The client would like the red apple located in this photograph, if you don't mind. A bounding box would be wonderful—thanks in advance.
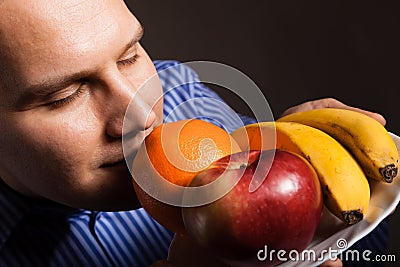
[182,149,323,264]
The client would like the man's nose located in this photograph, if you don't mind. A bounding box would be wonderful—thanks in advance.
[103,73,156,139]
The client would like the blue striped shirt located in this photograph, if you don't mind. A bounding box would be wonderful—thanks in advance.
[0,60,388,267]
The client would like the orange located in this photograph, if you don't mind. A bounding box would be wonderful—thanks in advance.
[132,119,241,233]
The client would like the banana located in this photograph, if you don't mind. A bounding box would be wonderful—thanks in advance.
[277,108,399,183]
[231,121,370,225]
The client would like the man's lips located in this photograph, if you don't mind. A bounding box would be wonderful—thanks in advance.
[100,150,137,169]
[99,125,157,169]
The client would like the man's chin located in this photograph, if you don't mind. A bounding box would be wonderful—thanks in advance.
[75,167,142,211]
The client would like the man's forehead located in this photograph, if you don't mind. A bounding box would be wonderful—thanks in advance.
[0,0,139,105]
[0,0,109,40]
[1,1,136,65]
[0,1,112,80]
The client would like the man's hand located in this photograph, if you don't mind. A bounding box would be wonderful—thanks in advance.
[166,234,230,267]
[280,98,386,126]
[318,258,343,267]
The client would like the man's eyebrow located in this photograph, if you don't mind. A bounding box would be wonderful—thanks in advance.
[14,71,89,109]
[122,25,144,54]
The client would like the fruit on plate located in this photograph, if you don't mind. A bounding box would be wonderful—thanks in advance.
[277,108,399,183]
[131,119,241,234]
[182,149,323,263]
[231,121,370,225]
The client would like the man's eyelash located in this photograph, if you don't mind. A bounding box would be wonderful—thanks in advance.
[48,84,86,109]
[46,55,138,109]
[118,54,139,66]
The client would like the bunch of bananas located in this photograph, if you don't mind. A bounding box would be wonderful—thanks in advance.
[231,108,399,225]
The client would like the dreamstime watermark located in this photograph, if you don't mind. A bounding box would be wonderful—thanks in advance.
[257,238,397,263]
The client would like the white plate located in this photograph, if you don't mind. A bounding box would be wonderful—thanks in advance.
[276,132,400,267]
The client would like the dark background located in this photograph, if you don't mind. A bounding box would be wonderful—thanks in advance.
[126,0,399,263]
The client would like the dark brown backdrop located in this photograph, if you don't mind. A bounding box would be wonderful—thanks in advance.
[126,0,399,262]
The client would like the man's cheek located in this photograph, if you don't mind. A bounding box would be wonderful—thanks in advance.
[50,110,100,151]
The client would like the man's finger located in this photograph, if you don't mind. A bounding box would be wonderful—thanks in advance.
[280,98,386,126]
[318,258,343,267]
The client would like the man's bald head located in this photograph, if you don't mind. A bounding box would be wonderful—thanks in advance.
[0,0,140,109]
